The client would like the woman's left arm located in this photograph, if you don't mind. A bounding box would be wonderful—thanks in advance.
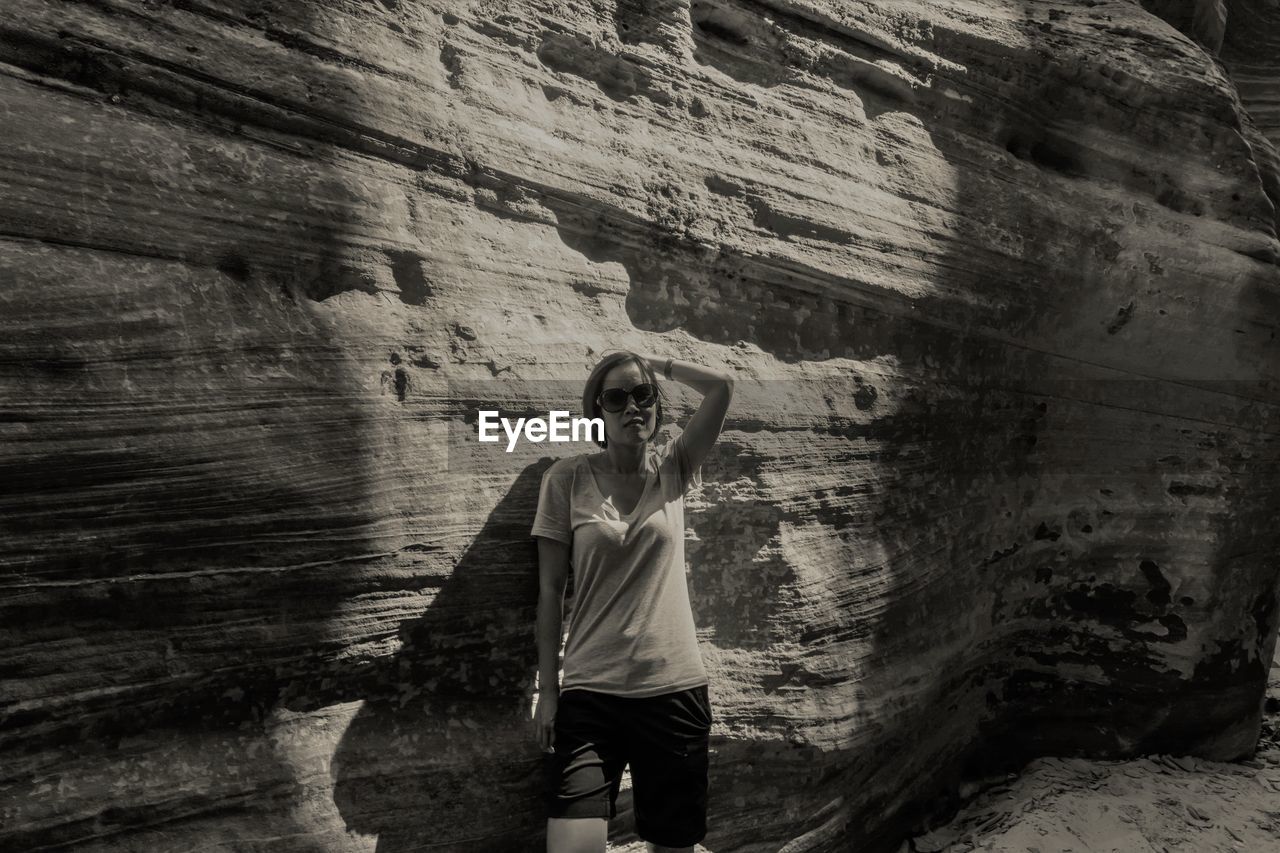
[646,356,734,472]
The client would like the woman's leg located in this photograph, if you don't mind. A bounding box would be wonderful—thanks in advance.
[547,816,607,852]
[628,686,711,851]
[545,692,626,852]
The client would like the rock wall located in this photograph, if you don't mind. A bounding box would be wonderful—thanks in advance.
[1,1,1278,851]
[1222,0,1280,229]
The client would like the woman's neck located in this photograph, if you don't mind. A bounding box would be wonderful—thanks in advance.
[599,443,646,474]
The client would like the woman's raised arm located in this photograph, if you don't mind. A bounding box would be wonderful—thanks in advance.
[646,356,734,474]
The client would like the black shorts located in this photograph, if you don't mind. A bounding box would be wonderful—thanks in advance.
[544,684,713,847]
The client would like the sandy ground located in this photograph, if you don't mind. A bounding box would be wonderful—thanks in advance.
[904,647,1280,853]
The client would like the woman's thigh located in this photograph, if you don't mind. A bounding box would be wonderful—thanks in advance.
[625,685,712,848]
[544,690,628,822]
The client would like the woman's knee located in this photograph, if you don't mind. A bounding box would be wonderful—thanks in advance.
[546,816,608,853]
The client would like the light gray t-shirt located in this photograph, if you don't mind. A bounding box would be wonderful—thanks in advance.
[531,434,707,697]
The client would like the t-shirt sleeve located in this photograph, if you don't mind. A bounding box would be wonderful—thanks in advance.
[670,432,703,495]
[531,462,573,544]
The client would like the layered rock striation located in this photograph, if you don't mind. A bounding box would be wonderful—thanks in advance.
[1,1,1278,851]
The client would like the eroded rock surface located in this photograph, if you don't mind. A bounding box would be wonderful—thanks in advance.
[1,1,1278,851]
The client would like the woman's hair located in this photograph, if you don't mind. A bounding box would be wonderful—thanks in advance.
[582,350,666,448]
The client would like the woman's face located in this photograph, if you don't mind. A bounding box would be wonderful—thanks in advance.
[598,361,656,448]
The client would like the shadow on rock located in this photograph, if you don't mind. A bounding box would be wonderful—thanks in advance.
[330,462,549,852]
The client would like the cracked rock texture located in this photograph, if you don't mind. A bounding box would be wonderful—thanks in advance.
[1,1,1279,851]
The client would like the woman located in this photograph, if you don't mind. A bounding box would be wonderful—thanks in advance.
[531,350,734,853]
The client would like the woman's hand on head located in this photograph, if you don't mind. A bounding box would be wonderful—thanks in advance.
[534,689,558,752]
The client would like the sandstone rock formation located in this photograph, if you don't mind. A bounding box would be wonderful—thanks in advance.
[1,1,1277,851]
[906,645,1280,852]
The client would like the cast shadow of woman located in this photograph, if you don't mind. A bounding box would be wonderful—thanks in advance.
[331,461,552,851]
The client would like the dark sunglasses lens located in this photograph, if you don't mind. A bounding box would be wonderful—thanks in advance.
[599,384,657,412]
[600,388,628,412]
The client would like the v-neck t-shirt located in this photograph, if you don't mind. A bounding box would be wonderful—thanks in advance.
[531,435,707,697]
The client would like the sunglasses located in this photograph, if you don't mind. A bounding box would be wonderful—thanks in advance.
[597,383,658,413]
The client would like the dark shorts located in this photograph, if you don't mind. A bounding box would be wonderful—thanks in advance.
[544,684,713,848]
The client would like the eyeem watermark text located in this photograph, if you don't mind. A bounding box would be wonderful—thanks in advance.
[477,410,604,452]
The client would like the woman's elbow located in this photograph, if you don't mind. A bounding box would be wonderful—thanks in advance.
[538,564,567,595]
[538,561,569,601]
